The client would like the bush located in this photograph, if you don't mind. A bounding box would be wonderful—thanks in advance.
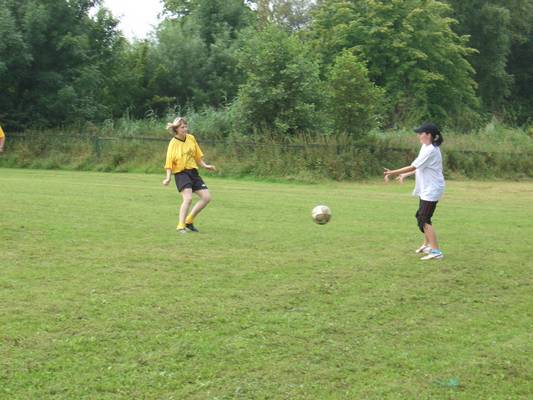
[325,51,384,137]
[232,26,322,136]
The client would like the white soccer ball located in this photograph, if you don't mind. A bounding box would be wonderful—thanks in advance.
[312,205,332,225]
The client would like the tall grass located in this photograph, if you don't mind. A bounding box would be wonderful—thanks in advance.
[1,117,531,180]
[378,121,533,154]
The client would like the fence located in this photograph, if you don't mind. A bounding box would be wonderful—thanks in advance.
[3,133,532,180]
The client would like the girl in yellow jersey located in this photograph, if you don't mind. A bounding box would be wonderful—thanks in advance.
[162,117,216,234]
[0,124,5,153]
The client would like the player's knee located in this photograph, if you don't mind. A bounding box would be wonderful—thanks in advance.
[182,193,193,204]
[416,217,427,233]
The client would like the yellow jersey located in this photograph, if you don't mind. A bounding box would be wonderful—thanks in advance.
[164,134,204,174]
[0,125,4,138]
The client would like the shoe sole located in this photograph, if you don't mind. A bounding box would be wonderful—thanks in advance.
[186,225,199,233]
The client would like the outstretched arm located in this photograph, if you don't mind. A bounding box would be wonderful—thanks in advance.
[199,158,216,172]
[396,169,416,183]
[383,165,416,182]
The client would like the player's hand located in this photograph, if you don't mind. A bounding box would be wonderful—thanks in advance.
[396,174,406,184]
[162,177,171,186]
[205,164,216,172]
[383,168,391,182]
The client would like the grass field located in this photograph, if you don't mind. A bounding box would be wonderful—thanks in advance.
[1,168,532,399]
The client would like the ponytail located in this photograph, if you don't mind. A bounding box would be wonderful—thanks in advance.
[432,132,443,146]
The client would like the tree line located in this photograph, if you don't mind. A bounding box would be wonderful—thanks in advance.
[1,0,532,136]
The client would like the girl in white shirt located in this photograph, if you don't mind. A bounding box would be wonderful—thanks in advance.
[384,123,445,260]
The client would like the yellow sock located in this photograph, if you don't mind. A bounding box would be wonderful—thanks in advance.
[177,222,186,230]
[185,214,194,224]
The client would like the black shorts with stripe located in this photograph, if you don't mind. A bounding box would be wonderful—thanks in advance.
[174,169,208,192]
[415,199,438,233]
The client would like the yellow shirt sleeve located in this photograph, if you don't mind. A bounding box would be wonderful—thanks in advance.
[0,125,5,139]
[164,140,174,170]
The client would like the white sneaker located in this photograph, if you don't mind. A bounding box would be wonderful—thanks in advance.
[420,251,444,261]
[415,244,431,254]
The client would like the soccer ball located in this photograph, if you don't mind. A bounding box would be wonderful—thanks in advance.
[312,205,332,225]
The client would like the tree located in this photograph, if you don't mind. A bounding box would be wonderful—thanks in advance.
[0,0,125,128]
[309,0,480,128]
[254,0,318,31]
[147,19,208,111]
[232,25,322,135]
[325,50,384,136]
[507,26,533,123]
[163,0,254,41]
[0,1,32,127]
[152,0,254,109]
[445,1,512,111]
[445,0,533,120]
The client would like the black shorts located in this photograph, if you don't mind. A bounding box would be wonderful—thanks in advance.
[174,169,208,192]
[415,199,438,233]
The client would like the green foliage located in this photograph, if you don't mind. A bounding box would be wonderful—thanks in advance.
[193,0,254,45]
[162,0,200,16]
[507,27,533,124]
[233,25,322,136]
[309,0,480,128]
[445,0,533,122]
[325,50,384,136]
[142,0,254,113]
[445,1,512,111]
[255,0,318,31]
[1,0,532,132]
[186,107,236,139]
[106,40,154,117]
[0,0,125,128]
[0,3,30,79]
[148,19,209,110]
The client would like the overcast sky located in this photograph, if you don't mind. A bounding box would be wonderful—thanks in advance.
[102,0,164,40]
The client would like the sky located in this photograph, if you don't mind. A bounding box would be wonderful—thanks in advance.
[101,0,164,40]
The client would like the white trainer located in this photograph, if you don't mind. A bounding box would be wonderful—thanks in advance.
[420,251,444,261]
[415,244,431,254]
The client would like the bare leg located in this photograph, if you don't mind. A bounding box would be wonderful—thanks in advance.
[179,188,193,227]
[423,230,430,246]
[188,189,212,221]
[423,224,439,250]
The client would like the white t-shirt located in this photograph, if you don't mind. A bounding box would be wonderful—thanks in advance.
[411,144,445,201]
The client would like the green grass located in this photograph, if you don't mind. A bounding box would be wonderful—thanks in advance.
[1,169,532,399]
